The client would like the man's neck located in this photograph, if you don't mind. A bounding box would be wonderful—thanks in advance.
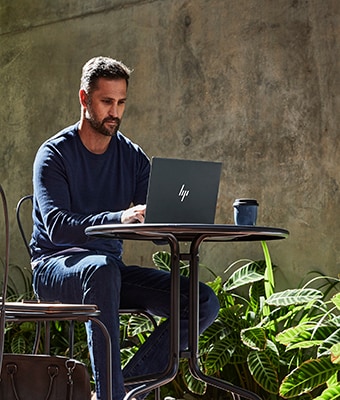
[78,119,112,154]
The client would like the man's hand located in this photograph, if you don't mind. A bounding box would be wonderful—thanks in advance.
[121,204,146,224]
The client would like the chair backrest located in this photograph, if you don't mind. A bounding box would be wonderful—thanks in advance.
[0,184,10,366]
[16,195,33,258]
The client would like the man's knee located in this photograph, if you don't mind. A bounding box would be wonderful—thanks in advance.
[82,256,122,303]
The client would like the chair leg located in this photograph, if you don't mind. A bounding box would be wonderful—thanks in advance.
[32,322,42,354]
[44,321,50,354]
[154,386,161,400]
[69,320,75,358]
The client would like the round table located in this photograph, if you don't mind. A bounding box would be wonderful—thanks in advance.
[86,223,289,400]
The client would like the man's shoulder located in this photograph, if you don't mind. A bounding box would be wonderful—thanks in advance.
[35,123,79,162]
[115,131,145,153]
[36,123,79,156]
[116,130,133,144]
[46,122,79,145]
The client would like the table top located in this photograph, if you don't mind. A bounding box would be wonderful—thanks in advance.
[85,223,289,242]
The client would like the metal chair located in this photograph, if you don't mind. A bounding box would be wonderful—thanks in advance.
[0,186,113,399]
[16,195,158,325]
[16,194,160,399]
[0,184,10,369]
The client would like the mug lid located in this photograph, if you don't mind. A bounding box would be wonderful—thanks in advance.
[233,198,259,206]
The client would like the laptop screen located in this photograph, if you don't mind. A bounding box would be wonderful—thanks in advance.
[144,157,222,224]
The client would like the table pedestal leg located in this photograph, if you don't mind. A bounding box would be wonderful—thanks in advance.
[187,237,262,400]
[124,233,181,400]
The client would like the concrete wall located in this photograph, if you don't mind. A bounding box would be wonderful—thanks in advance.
[0,0,339,290]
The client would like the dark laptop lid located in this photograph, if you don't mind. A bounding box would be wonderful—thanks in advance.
[144,157,222,224]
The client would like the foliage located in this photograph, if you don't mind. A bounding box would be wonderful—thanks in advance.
[3,248,340,400]
[1,261,34,301]
[152,248,340,400]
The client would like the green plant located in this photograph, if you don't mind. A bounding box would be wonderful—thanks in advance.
[152,248,340,400]
[4,249,340,400]
[275,290,340,398]
[1,260,34,301]
[120,312,161,368]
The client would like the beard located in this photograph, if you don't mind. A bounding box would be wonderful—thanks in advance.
[85,108,121,137]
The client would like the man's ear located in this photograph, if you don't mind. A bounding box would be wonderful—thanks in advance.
[79,89,88,108]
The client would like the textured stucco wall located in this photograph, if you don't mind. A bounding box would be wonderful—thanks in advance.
[0,0,339,290]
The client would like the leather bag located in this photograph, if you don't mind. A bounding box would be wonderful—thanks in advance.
[0,354,91,400]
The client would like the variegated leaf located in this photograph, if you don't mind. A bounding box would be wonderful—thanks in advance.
[331,293,340,310]
[224,261,264,291]
[276,323,316,345]
[319,328,340,357]
[248,349,279,394]
[241,327,267,350]
[314,384,340,399]
[266,288,323,307]
[280,357,340,398]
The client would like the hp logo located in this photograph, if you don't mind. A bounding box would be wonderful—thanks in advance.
[178,184,190,202]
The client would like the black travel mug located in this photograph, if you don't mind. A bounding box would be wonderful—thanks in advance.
[233,199,259,225]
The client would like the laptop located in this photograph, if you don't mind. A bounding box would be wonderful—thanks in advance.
[144,157,222,224]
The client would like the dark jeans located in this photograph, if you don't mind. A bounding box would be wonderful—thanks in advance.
[32,250,220,400]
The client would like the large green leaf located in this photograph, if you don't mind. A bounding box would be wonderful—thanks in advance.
[266,288,324,307]
[313,385,340,399]
[127,314,158,337]
[249,279,266,314]
[331,293,340,310]
[10,334,27,353]
[199,318,231,348]
[204,338,234,373]
[318,328,340,357]
[206,275,223,295]
[261,304,305,330]
[280,357,340,398]
[248,348,279,394]
[276,324,335,349]
[181,360,207,395]
[287,339,323,351]
[152,250,172,269]
[152,250,189,275]
[120,347,138,367]
[262,241,275,299]
[276,323,316,345]
[311,325,340,340]
[224,261,264,291]
[241,327,267,350]
[218,305,249,330]
[327,315,340,327]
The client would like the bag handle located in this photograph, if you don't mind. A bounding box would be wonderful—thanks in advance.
[7,364,20,400]
[46,366,59,400]
[6,360,77,400]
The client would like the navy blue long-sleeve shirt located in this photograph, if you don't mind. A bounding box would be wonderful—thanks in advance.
[31,122,150,262]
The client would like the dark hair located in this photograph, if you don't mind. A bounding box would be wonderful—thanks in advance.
[80,56,132,94]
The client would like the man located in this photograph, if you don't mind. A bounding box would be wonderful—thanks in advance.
[31,56,220,400]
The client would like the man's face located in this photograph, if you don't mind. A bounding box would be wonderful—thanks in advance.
[83,77,127,137]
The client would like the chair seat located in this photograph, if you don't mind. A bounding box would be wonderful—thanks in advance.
[4,301,100,321]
